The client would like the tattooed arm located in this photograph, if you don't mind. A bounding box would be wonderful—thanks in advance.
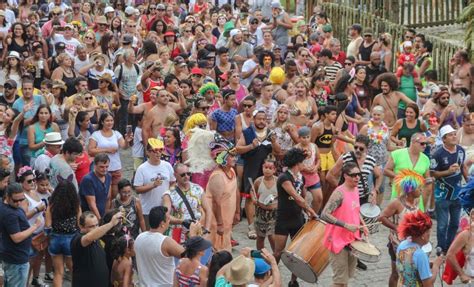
[321,189,359,232]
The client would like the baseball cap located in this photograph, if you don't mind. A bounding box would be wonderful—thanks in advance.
[271,1,282,9]
[122,34,133,44]
[157,3,165,10]
[173,56,186,66]
[322,24,332,33]
[230,29,241,38]
[197,60,208,69]
[4,79,17,89]
[191,67,203,75]
[440,125,456,138]
[104,6,114,14]
[124,6,135,15]
[55,42,66,50]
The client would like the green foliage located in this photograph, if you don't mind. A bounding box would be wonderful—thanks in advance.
[458,2,474,59]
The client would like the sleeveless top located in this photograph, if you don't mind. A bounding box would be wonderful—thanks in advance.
[398,119,422,147]
[61,68,77,97]
[257,176,278,205]
[175,263,201,287]
[464,242,474,277]
[52,214,78,234]
[323,184,361,253]
[359,41,376,62]
[289,99,312,117]
[300,143,320,187]
[25,192,45,233]
[459,131,474,161]
[32,123,55,158]
[112,197,140,238]
[240,113,250,130]
[143,78,163,103]
[389,197,419,246]
[272,13,289,47]
[315,126,333,149]
[345,95,358,117]
[8,38,29,58]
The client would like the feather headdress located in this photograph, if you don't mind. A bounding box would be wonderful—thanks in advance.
[185,128,216,173]
[394,169,425,196]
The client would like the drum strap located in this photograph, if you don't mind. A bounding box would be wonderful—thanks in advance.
[175,186,196,221]
[350,152,370,198]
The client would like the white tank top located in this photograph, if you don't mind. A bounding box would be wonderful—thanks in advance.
[135,231,175,286]
[25,192,45,232]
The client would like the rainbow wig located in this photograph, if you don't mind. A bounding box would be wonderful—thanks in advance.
[199,83,219,97]
[394,169,425,196]
[183,113,208,135]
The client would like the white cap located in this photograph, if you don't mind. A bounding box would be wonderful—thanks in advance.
[125,6,135,15]
[403,41,413,48]
[440,125,456,138]
[229,29,241,38]
[104,6,114,14]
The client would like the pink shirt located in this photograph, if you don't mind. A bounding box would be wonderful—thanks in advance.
[41,20,67,38]
[323,184,361,253]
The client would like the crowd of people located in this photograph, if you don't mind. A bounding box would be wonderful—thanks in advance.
[0,0,472,286]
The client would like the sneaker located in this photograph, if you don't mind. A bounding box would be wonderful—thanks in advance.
[44,272,54,282]
[31,277,45,287]
[356,259,367,271]
[288,280,299,287]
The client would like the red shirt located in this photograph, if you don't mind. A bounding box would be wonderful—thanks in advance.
[75,152,91,184]
[334,51,346,66]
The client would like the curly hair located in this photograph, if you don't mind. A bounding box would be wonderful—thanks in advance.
[397,210,432,240]
[50,181,80,221]
[377,72,399,91]
[110,234,133,260]
[283,148,306,168]
[199,82,219,97]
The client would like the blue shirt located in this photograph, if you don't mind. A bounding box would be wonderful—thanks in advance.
[12,95,46,145]
[0,202,31,264]
[430,145,466,201]
[79,172,112,217]
[396,239,432,286]
[211,108,238,133]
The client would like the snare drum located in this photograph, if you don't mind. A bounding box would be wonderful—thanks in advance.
[349,240,381,263]
[360,203,381,234]
[281,220,329,283]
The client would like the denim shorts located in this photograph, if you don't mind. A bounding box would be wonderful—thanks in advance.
[48,232,76,257]
[307,181,322,190]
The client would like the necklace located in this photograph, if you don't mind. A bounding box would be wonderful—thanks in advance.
[367,120,388,144]
[220,166,235,180]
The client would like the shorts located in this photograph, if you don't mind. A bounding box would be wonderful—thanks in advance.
[330,247,357,284]
[109,170,122,185]
[387,241,397,262]
[307,181,322,190]
[48,233,76,257]
[254,207,277,237]
[274,215,304,238]
[236,155,244,166]
[320,152,335,171]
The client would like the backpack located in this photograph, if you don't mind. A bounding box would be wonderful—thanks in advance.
[117,63,140,84]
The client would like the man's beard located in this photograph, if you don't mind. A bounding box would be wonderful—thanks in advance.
[233,39,241,45]
[382,89,390,95]
[440,101,449,107]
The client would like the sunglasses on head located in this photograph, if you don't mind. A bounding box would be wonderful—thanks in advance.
[180,172,192,177]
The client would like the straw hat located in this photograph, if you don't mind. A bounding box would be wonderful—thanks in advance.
[91,53,110,68]
[224,256,255,285]
[43,132,64,145]
[96,15,107,25]
[52,80,66,90]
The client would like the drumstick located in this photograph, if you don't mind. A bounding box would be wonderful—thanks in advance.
[248,178,258,202]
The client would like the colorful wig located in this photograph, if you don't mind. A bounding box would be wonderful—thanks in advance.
[209,133,235,166]
[394,169,425,196]
[183,113,208,135]
[269,67,285,85]
[199,83,219,97]
[397,210,432,240]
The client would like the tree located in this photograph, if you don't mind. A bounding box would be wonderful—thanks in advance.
[458,0,474,60]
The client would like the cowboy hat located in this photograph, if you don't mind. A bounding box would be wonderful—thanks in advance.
[52,80,67,90]
[224,256,255,285]
[96,15,107,25]
[91,53,110,68]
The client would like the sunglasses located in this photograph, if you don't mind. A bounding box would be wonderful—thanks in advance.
[180,172,192,177]
[346,172,361,178]
[99,80,109,83]
[12,197,26,203]
[345,62,352,65]
[354,145,365,151]
[417,141,427,146]
[149,7,156,9]
[243,104,253,108]
[27,179,36,184]
[52,12,61,16]
[185,30,191,33]
[5,86,15,90]
[157,8,165,11]
[85,36,94,40]
[128,25,136,28]
[84,97,92,100]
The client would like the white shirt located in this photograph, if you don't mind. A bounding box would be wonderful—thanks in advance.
[4,9,15,25]
[135,231,175,287]
[51,34,81,58]
[74,55,89,73]
[90,130,123,171]
[48,2,70,13]
[134,160,175,215]
[241,59,258,87]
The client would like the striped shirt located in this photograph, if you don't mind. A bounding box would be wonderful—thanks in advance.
[324,61,343,83]
[342,152,377,199]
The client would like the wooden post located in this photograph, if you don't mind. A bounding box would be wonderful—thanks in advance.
[390,0,400,24]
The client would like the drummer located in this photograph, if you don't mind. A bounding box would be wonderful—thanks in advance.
[273,148,317,287]
[379,169,425,287]
[321,162,369,287]
[395,211,443,286]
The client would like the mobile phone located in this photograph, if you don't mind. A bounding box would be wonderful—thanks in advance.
[126,125,132,134]
[250,250,263,258]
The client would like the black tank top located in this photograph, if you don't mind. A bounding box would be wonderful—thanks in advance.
[61,68,77,97]
[8,38,29,58]
[315,126,333,149]
[359,41,376,62]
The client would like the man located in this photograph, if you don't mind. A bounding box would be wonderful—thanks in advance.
[79,154,112,220]
[163,74,180,102]
[0,0,14,24]
[372,72,415,128]
[141,87,184,145]
[421,90,458,128]
[236,110,281,239]
[135,206,199,286]
[0,183,42,287]
[33,132,64,173]
[49,137,83,190]
[322,162,368,287]
[162,163,211,243]
[51,23,81,58]
[0,80,19,108]
[114,48,140,135]
[329,38,346,66]
[384,133,432,204]
[12,78,46,167]
[431,125,467,252]
[327,135,382,205]
[71,211,122,287]
[73,45,89,73]
[241,46,263,88]
[366,51,387,95]
[346,24,363,58]
[270,1,292,56]
[248,17,263,47]
[173,56,188,81]
[134,139,175,228]
[228,29,253,69]
[320,49,343,83]
[450,50,472,94]
[64,76,94,108]
[190,67,204,92]
[48,0,69,13]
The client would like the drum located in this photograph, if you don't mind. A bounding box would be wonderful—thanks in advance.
[281,220,329,283]
[350,240,381,263]
[360,203,381,234]
[422,242,432,256]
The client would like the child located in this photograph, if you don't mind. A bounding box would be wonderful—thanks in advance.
[295,126,322,213]
[40,79,53,106]
[110,235,135,287]
[112,179,146,239]
[174,237,211,287]
[132,114,144,171]
[252,156,278,251]
[256,81,279,124]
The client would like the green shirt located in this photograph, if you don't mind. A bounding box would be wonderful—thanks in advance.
[398,76,417,110]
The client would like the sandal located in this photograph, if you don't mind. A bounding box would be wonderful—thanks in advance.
[247,229,257,240]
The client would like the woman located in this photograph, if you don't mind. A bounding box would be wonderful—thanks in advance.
[110,16,122,38]
[50,80,68,139]
[379,169,424,287]
[235,96,256,140]
[0,51,23,89]
[260,31,274,51]
[161,127,183,166]
[224,70,249,105]
[17,166,47,287]
[82,30,97,54]
[140,39,159,64]
[416,40,433,79]
[158,46,174,76]
[257,50,275,77]
[213,47,237,88]
[295,47,316,77]
[207,251,233,287]
[395,211,443,286]
[27,105,60,164]
[0,11,10,56]
[353,66,371,110]
[391,103,427,148]
[309,73,330,107]
[284,77,318,127]
[203,23,217,45]
[333,92,356,157]
[0,107,24,170]
[45,181,81,287]
[163,31,185,59]
[212,14,226,39]
[50,53,78,97]
[457,113,474,162]
[88,112,132,198]
[19,0,34,23]
[4,22,29,59]
[77,90,99,126]
[180,24,195,53]
[334,73,367,135]
[174,237,211,287]
[377,33,393,71]
[91,73,120,112]
[150,19,167,42]
[82,2,94,19]
[68,110,95,148]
